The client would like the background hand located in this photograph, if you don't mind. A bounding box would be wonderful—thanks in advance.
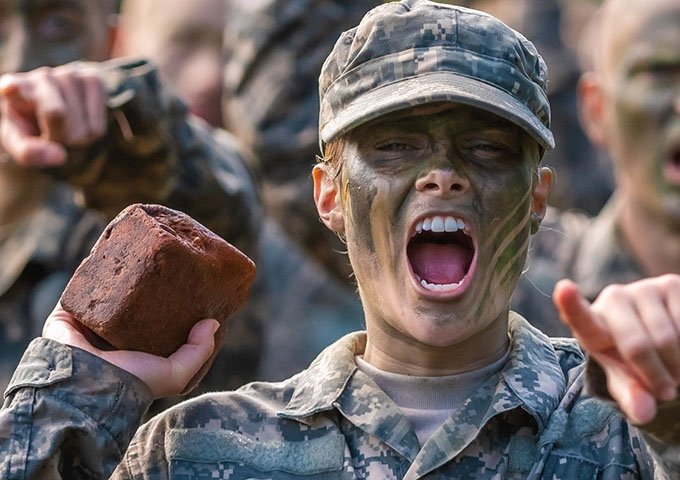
[0,65,107,167]
[42,303,219,399]
[554,276,680,424]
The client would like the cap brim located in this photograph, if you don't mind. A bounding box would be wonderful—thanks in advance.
[320,71,555,150]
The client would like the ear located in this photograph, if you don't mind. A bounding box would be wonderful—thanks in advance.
[530,167,553,234]
[312,164,345,236]
[578,71,608,147]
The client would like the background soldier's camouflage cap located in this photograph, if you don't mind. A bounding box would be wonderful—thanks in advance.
[318,0,555,151]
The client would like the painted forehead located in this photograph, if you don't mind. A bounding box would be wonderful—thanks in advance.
[354,102,524,134]
[601,0,680,58]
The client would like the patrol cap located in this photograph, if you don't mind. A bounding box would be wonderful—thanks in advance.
[319,0,554,151]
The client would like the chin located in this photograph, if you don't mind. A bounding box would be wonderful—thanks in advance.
[406,311,476,347]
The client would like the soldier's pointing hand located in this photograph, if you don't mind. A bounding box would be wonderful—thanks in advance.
[554,275,680,425]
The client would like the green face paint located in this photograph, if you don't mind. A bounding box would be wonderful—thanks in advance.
[0,0,113,75]
[337,103,539,351]
[600,2,680,227]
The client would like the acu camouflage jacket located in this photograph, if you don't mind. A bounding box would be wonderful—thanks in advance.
[1,314,678,479]
[0,57,263,407]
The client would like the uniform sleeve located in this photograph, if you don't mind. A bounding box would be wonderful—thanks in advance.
[52,58,262,259]
[585,358,680,479]
[0,338,152,480]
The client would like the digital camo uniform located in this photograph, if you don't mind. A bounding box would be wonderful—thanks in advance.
[0,58,264,406]
[2,1,679,478]
[57,58,260,257]
[511,195,640,337]
[0,184,104,392]
[222,0,381,284]
[1,314,679,478]
[222,0,378,380]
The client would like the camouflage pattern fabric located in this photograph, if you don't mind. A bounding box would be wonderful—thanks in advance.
[1,338,153,479]
[2,313,678,478]
[511,195,642,336]
[0,183,105,393]
[221,0,374,382]
[222,0,382,285]
[317,1,554,151]
[255,219,364,381]
[0,58,264,411]
[54,58,261,260]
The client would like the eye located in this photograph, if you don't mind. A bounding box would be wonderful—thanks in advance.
[376,141,416,152]
[459,136,523,166]
[463,141,512,157]
[35,9,82,42]
[467,142,505,152]
[630,60,680,81]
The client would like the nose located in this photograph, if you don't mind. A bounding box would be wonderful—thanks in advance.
[415,166,470,197]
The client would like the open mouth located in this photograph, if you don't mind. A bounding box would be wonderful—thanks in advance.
[664,147,680,185]
[407,215,476,294]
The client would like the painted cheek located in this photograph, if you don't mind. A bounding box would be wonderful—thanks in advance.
[612,81,670,187]
[345,162,379,256]
[470,174,533,318]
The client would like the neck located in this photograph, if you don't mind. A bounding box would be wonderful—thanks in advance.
[619,197,680,276]
[363,313,510,376]
[0,165,51,229]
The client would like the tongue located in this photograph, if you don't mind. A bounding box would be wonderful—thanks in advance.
[409,243,471,284]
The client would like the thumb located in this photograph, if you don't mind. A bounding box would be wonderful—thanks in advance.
[165,319,219,392]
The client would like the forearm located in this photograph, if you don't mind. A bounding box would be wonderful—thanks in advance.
[53,58,261,258]
[0,338,152,479]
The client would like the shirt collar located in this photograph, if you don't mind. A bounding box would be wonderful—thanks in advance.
[280,313,566,434]
[279,331,365,421]
[501,312,567,432]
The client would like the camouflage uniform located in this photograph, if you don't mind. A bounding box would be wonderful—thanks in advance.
[1,313,679,479]
[0,183,105,392]
[511,195,639,337]
[0,58,263,406]
[255,219,364,381]
[222,0,382,284]
[6,2,674,479]
[222,0,376,379]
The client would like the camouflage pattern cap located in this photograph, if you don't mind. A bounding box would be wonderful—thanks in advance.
[319,0,555,150]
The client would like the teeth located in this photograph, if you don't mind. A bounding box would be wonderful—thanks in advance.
[414,215,468,235]
[431,216,444,232]
[420,278,462,291]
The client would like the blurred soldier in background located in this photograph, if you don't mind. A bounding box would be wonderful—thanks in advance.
[221,0,385,379]
[0,0,263,405]
[114,0,225,128]
[0,0,118,390]
[512,0,680,335]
